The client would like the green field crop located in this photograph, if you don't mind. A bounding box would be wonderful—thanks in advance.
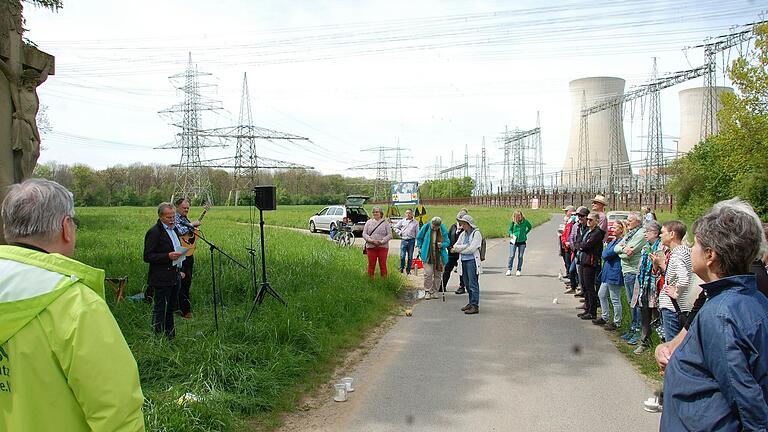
[74,207,402,431]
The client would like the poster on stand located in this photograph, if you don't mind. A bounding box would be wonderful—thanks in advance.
[391,182,419,204]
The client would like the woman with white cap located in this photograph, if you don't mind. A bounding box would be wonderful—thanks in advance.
[451,214,483,314]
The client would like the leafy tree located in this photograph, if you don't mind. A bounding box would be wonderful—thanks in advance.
[420,177,475,199]
[670,23,768,220]
[70,165,106,206]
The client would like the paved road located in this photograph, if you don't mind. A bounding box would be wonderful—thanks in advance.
[309,216,661,431]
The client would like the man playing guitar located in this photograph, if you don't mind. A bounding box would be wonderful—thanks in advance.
[174,198,208,319]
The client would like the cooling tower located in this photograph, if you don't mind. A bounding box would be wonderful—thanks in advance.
[563,77,630,186]
[678,86,734,154]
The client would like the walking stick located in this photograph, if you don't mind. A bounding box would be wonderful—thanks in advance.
[441,264,446,302]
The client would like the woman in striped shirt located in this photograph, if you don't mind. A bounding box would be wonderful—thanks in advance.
[651,220,692,342]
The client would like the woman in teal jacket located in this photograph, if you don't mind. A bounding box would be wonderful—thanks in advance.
[416,217,450,299]
[507,210,533,276]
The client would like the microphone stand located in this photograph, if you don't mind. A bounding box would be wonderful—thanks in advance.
[194,231,247,331]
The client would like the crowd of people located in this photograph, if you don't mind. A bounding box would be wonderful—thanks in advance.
[558,194,768,426]
[363,207,484,314]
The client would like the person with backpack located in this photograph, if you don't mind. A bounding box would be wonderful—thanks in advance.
[452,214,483,315]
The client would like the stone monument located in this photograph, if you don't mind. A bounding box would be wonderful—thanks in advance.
[0,0,55,243]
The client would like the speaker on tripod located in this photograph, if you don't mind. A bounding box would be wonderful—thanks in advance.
[253,185,276,211]
[246,185,286,321]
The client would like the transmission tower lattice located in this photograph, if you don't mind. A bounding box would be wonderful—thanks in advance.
[196,72,313,205]
[351,145,415,201]
[157,53,224,204]
[695,23,762,140]
[494,124,542,193]
[645,58,664,192]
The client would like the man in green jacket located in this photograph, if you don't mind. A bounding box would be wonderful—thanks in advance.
[615,211,646,343]
[0,179,145,431]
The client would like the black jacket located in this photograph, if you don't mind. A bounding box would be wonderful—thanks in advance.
[143,220,180,287]
[575,227,605,268]
[447,223,462,257]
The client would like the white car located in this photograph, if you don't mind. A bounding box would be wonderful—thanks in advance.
[309,195,369,234]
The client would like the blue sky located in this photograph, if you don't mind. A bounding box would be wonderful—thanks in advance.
[25,0,765,183]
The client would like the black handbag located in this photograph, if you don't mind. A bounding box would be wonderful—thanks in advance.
[363,219,387,255]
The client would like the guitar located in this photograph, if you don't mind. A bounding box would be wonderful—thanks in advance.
[179,203,210,256]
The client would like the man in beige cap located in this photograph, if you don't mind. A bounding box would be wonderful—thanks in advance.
[591,195,608,238]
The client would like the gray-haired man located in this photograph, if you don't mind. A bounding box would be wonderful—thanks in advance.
[0,179,144,431]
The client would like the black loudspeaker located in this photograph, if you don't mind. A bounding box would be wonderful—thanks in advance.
[253,185,277,210]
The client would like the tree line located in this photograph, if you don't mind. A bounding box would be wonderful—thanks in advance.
[31,162,397,207]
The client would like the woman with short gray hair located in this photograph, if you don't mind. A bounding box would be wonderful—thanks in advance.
[629,219,662,353]
[415,216,449,299]
[661,198,768,430]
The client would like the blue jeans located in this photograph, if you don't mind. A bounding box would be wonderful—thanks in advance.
[661,308,681,342]
[461,258,480,307]
[400,238,415,273]
[623,272,640,330]
[598,282,623,324]
[508,242,527,271]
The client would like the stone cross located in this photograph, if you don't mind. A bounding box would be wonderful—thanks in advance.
[1,2,55,243]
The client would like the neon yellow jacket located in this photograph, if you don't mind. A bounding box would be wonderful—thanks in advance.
[0,245,145,431]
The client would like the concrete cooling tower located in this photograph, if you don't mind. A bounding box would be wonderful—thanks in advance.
[678,86,734,154]
[563,77,630,186]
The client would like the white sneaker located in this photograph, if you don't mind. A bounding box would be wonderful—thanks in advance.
[558,272,563,281]
[643,396,662,413]
[425,292,433,300]
[515,270,521,277]
[505,270,512,276]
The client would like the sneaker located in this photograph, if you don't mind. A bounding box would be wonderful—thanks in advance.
[580,313,596,320]
[620,331,634,340]
[643,396,662,413]
[515,270,521,277]
[564,288,576,294]
[627,334,640,345]
[505,270,512,276]
[424,292,433,300]
[577,311,589,318]
[461,304,472,311]
[634,345,648,355]
[604,322,618,331]
[455,288,466,295]
[464,306,479,314]
[575,289,583,295]
[558,271,563,281]
[592,317,607,325]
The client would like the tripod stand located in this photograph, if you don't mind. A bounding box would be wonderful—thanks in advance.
[194,232,246,331]
[245,205,287,322]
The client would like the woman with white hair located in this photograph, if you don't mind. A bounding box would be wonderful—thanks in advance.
[629,219,662,353]
[660,198,768,430]
[415,216,450,300]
